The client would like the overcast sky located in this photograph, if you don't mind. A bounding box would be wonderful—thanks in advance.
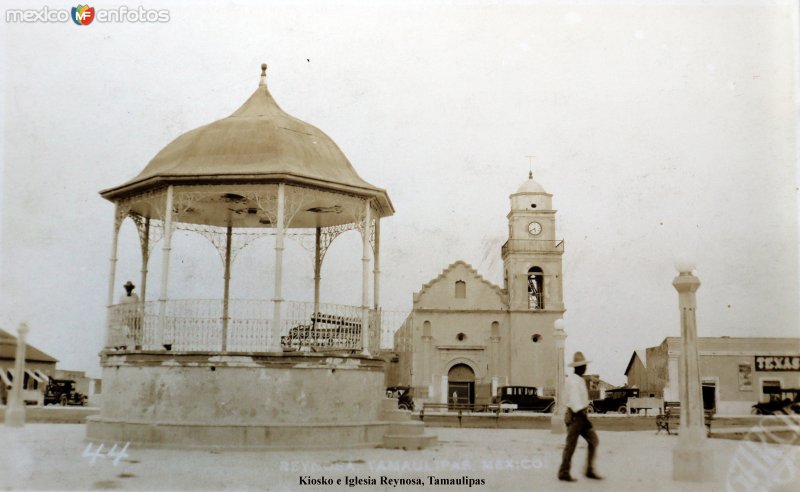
[1,0,798,383]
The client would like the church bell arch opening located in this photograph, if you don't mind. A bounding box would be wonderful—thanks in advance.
[527,266,544,310]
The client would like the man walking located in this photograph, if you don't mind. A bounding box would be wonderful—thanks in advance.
[558,351,602,482]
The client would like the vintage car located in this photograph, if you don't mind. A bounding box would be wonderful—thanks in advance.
[495,386,555,413]
[751,388,800,415]
[282,313,362,349]
[386,385,415,411]
[44,379,87,406]
[590,387,640,414]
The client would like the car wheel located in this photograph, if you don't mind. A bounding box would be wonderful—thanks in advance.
[585,405,594,414]
[500,400,512,413]
[630,408,638,415]
[751,407,760,415]
[60,395,67,406]
[398,403,411,411]
[618,405,627,414]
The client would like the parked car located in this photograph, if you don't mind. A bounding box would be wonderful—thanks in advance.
[44,379,87,406]
[751,388,800,415]
[386,386,414,411]
[590,387,640,414]
[495,386,555,413]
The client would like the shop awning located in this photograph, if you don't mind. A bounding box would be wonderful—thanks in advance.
[25,369,43,383]
[0,368,11,386]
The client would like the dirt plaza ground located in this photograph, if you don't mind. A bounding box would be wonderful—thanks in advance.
[1,422,799,491]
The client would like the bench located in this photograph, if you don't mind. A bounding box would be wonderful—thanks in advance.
[628,397,663,416]
[420,402,449,414]
[655,401,713,436]
[419,403,456,422]
[419,401,500,425]
[420,402,477,412]
[488,403,518,413]
[418,402,518,421]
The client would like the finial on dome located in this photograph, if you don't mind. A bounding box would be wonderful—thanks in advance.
[525,155,535,180]
[259,63,267,86]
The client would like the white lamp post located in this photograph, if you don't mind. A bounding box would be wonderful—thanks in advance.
[551,318,567,433]
[4,322,30,427]
[671,260,713,481]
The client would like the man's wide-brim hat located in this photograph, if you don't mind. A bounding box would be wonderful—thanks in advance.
[124,281,135,289]
[568,351,590,367]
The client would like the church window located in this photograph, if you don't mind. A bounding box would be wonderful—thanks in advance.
[527,267,544,310]
[456,332,466,341]
[455,280,466,299]
[491,321,499,338]
[422,321,431,337]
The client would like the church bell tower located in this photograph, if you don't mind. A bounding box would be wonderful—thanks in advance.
[502,172,565,313]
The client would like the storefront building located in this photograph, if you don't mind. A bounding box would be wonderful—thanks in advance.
[625,337,800,415]
[0,328,57,405]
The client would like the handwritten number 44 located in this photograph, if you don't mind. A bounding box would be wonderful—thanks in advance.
[82,442,130,466]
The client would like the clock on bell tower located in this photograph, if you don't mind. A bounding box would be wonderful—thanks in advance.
[502,172,565,312]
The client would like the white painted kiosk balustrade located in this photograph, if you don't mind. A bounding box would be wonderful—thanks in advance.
[87,65,435,450]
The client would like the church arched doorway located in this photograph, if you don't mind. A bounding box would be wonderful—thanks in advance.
[448,363,475,408]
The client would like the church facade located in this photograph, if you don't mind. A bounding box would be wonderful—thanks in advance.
[392,174,566,405]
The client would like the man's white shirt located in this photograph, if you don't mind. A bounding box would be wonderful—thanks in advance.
[564,372,589,413]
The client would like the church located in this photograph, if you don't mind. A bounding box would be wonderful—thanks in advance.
[392,173,566,406]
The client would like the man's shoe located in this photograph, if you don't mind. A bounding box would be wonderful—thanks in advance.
[558,475,577,482]
[585,471,603,480]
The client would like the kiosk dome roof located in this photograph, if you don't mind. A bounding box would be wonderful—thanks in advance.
[101,65,393,216]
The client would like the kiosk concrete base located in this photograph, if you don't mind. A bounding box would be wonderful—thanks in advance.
[86,417,391,449]
[86,351,414,449]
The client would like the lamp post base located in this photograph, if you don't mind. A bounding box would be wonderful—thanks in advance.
[672,441,714,482]
[550,411,565,434]
[4,406,26,427]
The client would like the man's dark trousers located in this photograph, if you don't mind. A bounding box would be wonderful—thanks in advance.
[559,409,599,478]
